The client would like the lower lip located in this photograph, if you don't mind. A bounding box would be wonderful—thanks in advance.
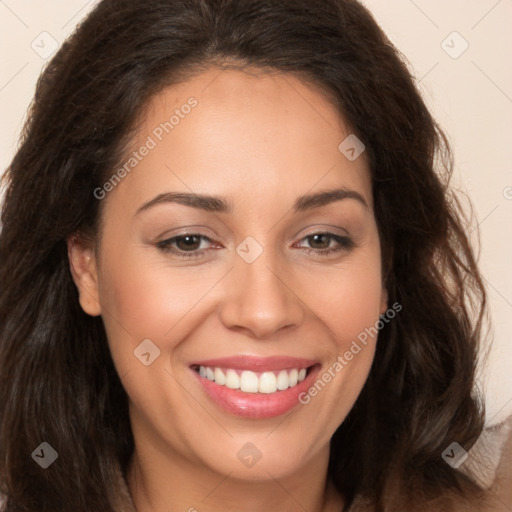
[191,365,321,419]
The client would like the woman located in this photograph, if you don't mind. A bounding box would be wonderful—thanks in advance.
[0,0,509,510]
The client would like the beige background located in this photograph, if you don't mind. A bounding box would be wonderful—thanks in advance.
[1,0,511,425]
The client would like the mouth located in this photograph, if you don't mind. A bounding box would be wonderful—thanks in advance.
[191,365,310,393]
[189,356,321,419]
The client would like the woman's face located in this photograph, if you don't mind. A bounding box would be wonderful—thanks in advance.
[72,67,387,480]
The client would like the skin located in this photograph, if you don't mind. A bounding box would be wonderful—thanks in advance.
[68,66,388,512]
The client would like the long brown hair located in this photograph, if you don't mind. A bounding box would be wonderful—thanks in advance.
[0,0,490,510]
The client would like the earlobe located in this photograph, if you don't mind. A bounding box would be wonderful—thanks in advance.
[67,233,102,317]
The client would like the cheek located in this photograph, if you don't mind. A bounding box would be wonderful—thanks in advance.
[100,262,202,333]
[307,246,384,349]
[96,240,231,379]
[98,240,222,334]
[296,258,382,437]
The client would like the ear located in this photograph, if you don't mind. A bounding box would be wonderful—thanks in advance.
[67,233,102,316]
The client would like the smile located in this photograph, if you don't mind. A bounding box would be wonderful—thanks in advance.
[194,366,308,394]
[189,356,321,419]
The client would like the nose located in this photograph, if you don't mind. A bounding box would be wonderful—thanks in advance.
[219,248,305,339]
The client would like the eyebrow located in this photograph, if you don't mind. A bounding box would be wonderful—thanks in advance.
[135,187,368,216]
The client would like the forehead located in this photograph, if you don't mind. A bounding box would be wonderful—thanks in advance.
[103,67,372,217]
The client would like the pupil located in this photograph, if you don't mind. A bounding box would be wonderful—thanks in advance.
[311,234,329,249]
[179,235,199,250]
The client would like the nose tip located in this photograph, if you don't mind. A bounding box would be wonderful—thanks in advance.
[218,256,304,339]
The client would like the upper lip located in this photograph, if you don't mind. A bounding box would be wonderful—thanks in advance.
[190,355,319,372]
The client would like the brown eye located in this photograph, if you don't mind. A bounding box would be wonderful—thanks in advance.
[307,233,332,250]
[296,232,355,257]
[173,235,202,251]
[157,234,214,259]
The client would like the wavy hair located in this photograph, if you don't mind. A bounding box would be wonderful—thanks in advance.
[0,0,490,510]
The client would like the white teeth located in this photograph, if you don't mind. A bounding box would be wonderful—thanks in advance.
[258,372,277,393]
[197,365,310,394]
[214,367,226,385]
[240,371,259,392]
[276,370,289,391]
[225,369,240,389]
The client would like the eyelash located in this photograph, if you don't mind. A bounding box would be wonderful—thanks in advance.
[156,232,355,260]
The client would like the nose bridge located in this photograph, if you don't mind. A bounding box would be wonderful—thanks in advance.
[219,239,304,338]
